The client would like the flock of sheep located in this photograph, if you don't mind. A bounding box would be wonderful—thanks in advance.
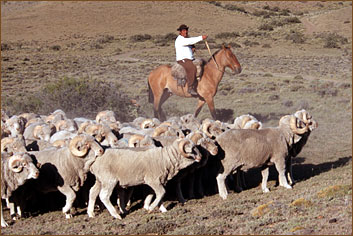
[1,108,318,227]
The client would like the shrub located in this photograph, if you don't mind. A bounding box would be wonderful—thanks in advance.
[2,77,140,121]
[224,4,247,13]
[323,33,348,48]
[286,31,306,44]
[130,34,152,42]
[215,32,240,39]
[153,33,178,46]
[258,23,274,31]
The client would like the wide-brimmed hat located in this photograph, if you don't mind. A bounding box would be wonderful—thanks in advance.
[177,24,189,31]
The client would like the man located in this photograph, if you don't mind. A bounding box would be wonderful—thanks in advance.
[175,24,208,96]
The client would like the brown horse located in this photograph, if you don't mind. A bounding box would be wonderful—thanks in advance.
[148,45,241,121]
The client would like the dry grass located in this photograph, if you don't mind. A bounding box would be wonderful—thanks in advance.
[1,1,352,235]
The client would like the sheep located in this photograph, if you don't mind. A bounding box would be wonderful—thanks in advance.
[87,138,202,219]
[23,122,56,142]
[2,115,26,138]
[27,133,104,218]
[49,130,77,144]
[231,114,263,130]
[1,136,27,154]
[54,119,78,132]
[286,109,318,185]
[1,152,40,227]
[171,131,218,203]
[214,114,311,199]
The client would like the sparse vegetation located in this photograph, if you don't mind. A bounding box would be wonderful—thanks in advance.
[1,1,351,235]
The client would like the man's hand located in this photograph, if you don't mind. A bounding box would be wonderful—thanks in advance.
[202,35,208,40]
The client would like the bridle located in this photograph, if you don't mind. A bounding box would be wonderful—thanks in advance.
[204,41,241,75]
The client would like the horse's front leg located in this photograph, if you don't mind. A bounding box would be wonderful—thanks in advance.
[194,98,206,118]
[205,97,217,120]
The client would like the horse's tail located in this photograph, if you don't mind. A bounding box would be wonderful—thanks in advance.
[148,80,153,103]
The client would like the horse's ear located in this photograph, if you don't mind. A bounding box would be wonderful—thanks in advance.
[222,44,226,49]
[228,44,232,49]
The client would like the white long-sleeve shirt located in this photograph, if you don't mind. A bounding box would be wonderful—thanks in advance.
[175,35,203,61]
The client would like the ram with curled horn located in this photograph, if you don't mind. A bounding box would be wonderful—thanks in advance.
[27,133,104,219]
[87,137,201,219]
[213,113,315,200]
[1,152,39,227]
[170,131,218,203]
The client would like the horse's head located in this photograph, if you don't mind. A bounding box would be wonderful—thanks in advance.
[221,45,242,74]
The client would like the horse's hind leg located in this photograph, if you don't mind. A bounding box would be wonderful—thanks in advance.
[155,90,171,121]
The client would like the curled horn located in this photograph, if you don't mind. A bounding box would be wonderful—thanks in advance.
[52,139,68,148]
[240,116,252,129]
[95,111,105,123]
[178,139,192,158]
[152,125,169,137]
[160,121,172,126]
[55,120,67,131]
[9,154,23,173]
[202,121,213,138]
[128,134,145,147]
[140,119,154,129]
[1,137,14,152]
[250,122,261,130]
[189,132,204,145]
[33,125,42,139]
[69,135,89,157]
[289,116,309,135]
[86,124,103,142]
[78,121,91,133]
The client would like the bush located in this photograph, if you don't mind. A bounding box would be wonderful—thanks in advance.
[286,31,305,44]
[130,34,152,42]
[215,32,240,39]
[224,4,247,13]
[322,33,348,48]
[2,77,140,121]
[153,33,178,46]
[258,23,274,31]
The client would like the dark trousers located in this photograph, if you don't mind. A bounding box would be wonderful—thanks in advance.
[177,59,197,89]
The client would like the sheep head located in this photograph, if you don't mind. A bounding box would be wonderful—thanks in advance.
[178,139,201,162]
[294,109,318,132]
[69,134,103,158]
[8,153,40,180]
[280,115,309,135]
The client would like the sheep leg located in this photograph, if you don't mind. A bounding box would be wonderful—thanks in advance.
[188,173,196,199]
[234,171,243,192]
[87,180,101,218]
[143,194,154,210]
[195,171,204,197]
[117,187,132,214]
[147,183,166,212]
[57,185,76,219]
[286,156,295,185]
[275,159,292,189]
[261,167,270,193]
[1,205,8,227]
[216,173,228,200]
[99,182,122,219]
[176,180,186,204]
[8,202,16,220]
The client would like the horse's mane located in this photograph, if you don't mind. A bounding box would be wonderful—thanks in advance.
[207,46,228,63]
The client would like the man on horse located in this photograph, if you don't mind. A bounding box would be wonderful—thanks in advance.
[175,24,208,96]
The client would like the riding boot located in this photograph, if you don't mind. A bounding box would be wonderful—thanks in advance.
[188,86,198,96]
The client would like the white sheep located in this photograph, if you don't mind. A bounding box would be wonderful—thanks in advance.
[87,138,201,219]
[214,114,311,199]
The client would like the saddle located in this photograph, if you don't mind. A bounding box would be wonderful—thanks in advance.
[171,58,205,87]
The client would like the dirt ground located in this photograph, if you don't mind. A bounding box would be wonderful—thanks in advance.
[1,1,352,235]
